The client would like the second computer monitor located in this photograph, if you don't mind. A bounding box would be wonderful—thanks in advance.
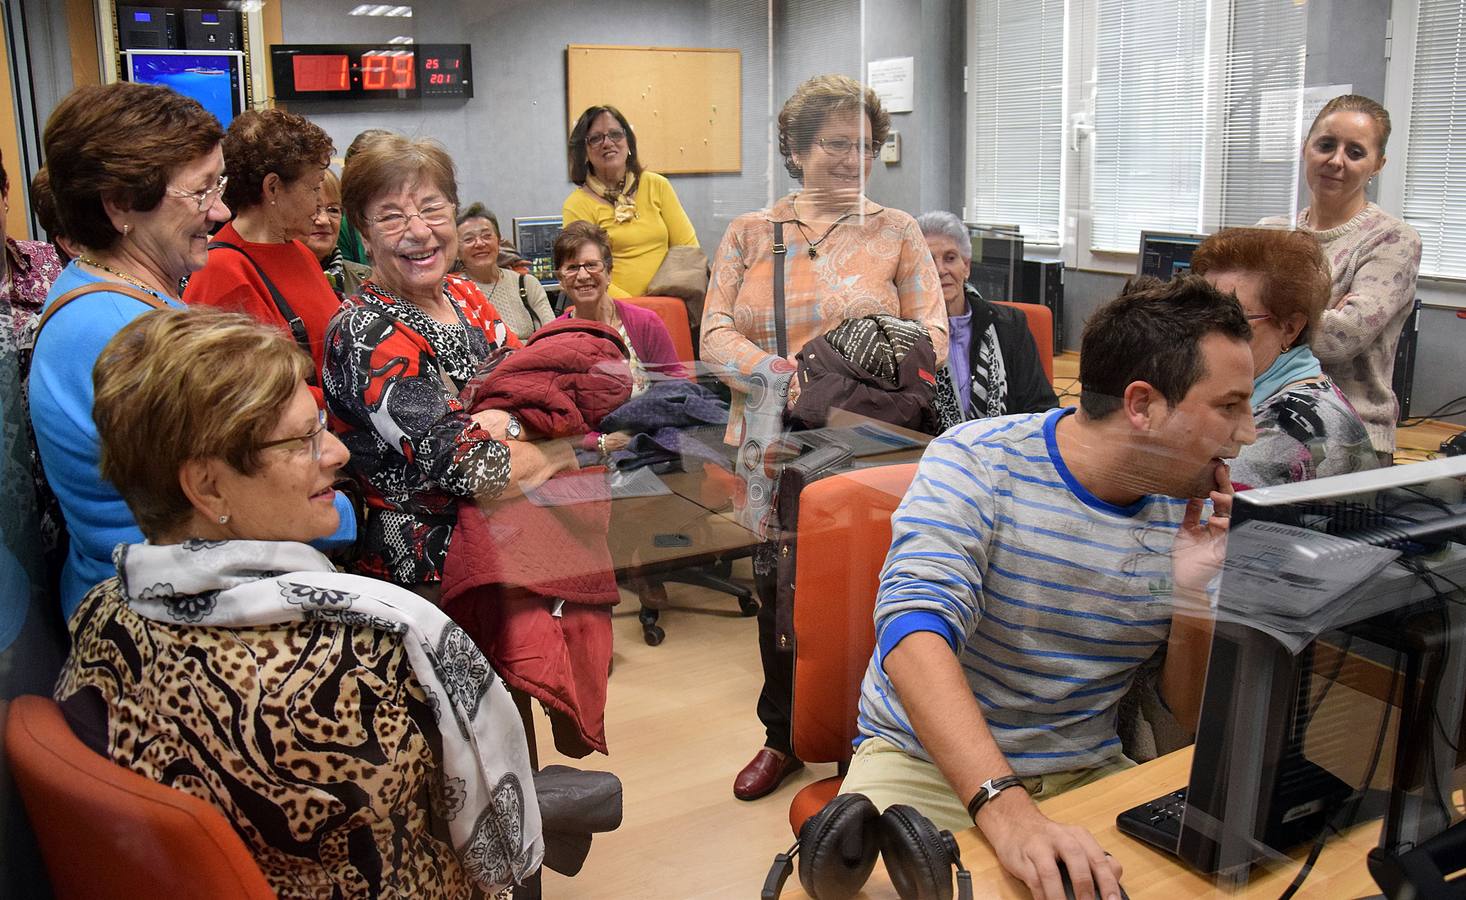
[1138,230,1208,281]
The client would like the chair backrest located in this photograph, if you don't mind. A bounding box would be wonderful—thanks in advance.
[790,463,919,766]
[622,295,696,369]
[992,300,1054,383]
[4,694,277,900]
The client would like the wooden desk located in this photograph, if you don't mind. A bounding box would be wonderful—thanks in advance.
[786,747,1382,899]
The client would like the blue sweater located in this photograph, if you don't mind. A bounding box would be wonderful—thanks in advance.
[29,263,355,618]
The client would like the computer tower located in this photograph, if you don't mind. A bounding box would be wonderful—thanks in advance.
[182,9,241,51]
[967,226,1023,303]
[118,6,179,50]
[1018,258,1065,354]
[1393,297,1421,424]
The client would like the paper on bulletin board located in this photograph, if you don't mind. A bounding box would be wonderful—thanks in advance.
[867,57,914,114]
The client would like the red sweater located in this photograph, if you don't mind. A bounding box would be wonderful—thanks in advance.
[184,222,343,402]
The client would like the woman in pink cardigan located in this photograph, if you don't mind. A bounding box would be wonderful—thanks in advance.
[554,220,687,457]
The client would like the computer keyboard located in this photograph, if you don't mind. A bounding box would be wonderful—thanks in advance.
[1115,786,1187,854]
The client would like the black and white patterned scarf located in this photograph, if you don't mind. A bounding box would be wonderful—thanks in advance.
[116,539,543,893]
[933,320,1008,432]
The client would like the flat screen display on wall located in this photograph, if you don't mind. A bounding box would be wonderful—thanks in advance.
[270,44,473,102]
[123,49,247,128]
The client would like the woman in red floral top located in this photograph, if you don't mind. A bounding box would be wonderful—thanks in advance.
[323,136,578,592]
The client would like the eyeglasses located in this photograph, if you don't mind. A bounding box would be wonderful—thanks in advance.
[166,174,228,212]
[256,409,328,462]
[1245,313,1273,323]
[815,137,882,159]
[460,229,498,246]
[558,260,606,278]
[370,203,456,237]
[586,129,627,147]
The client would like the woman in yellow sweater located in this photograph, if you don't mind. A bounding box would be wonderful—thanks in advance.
[562,105,698,298]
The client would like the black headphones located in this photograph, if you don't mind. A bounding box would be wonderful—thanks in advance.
[761,793,974,900]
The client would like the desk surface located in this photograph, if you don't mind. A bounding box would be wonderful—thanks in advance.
[785,747,1382,899]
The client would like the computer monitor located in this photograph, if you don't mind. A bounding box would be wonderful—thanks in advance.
[1138,230,1208,281]
[967,224,1023,302]
[123,49,246,129]
[1125,458,1466,879]
[512,215,564,287]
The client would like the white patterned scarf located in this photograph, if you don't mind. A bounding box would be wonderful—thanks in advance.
[116,538,543,893]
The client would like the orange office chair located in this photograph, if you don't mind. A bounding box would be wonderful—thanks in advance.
[5,694,277,900]
[992,300,1055,383]
[620,296,756,645]
[787,463,919,833]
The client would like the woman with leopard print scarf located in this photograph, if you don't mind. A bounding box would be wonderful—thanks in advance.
[54,307,541,898]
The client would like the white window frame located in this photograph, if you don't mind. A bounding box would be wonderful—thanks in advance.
[1379,0,1466,309]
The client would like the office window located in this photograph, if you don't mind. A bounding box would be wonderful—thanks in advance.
[967,0,1064,243]
[1088,0,1207,253]
[1209,0,1308,229]
[1401,0,1466,280]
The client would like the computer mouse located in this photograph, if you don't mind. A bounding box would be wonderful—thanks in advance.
[1055,859,1130,900]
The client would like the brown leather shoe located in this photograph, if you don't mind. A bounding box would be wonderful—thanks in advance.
[733,748,804,801]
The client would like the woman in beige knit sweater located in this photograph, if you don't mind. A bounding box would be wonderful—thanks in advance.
[1261,94,1421,462]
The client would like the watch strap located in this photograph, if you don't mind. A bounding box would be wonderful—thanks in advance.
[966,774,1025,822]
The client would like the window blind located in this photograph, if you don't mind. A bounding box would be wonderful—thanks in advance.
[1210,0,1306,230]
[969,0,1064,244]
[1090,0,1207,253]
[1402,0,1466,279]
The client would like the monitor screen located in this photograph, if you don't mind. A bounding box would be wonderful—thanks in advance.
[513,216,565,287]
[967,225,1023,302]
[1138,230,1207,280]
[1174,457,1466,877]
[123,50,246,129]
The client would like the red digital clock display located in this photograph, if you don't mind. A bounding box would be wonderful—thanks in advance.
[271,44,472,101]
[291,54,350,92]
[361,52,416,91]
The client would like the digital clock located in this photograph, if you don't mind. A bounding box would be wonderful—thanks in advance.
[270,44,473,102]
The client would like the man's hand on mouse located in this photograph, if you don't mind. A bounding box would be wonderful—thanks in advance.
[977,788,1124,900]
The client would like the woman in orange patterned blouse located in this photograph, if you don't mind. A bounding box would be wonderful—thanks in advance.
[701,73,945,803]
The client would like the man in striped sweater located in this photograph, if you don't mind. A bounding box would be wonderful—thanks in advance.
[842,276,1257,900]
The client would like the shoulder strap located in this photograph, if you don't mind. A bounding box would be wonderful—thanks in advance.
[519,273,541,330]
[35,281,168,336]
[772,221,788,359]
[207,241,313,354]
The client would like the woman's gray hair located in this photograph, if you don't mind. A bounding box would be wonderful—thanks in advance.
[915,211,971,261]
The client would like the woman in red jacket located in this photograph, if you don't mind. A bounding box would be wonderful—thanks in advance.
[183,108,341,400]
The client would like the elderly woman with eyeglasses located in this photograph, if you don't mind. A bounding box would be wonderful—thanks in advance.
[303,169,371,299]
[457,202,554,340]
[561,105,698,298]
[29,82,232,617]
[57,306,541,897]
[701,73,945,804]
[323,134,578,595]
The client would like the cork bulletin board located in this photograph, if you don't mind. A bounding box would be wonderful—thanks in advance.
[566,44,742,175]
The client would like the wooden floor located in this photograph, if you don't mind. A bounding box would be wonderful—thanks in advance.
[529,352,1463,898]
[535,573,822,899]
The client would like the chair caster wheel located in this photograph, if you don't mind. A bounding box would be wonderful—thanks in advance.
[643,625,666,646]
[738,596,759,617]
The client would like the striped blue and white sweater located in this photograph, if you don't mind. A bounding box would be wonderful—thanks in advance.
[856,407,1190,776]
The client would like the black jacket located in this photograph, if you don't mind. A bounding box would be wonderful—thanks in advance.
[935,291,1058,429]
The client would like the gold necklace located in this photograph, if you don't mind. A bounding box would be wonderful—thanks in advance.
[792,196,859,259]
[78,255,170,299]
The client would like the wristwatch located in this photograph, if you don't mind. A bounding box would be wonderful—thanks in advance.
[966,775,1026,822]
[504,414,523,441]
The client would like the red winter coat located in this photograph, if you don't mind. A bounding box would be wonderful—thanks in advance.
[441,318,633,757]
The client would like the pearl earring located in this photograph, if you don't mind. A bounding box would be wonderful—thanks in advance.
[218,514,230,524]
[122,223,132,236]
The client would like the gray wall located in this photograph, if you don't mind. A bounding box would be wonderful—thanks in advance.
[282,0,962,256]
